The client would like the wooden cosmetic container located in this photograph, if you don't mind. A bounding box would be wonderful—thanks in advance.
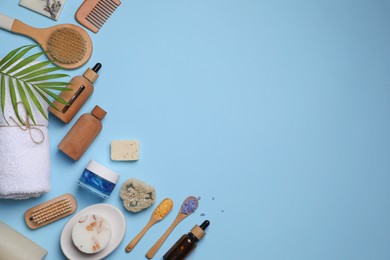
[49,63,102,124]
[58,105,106,161]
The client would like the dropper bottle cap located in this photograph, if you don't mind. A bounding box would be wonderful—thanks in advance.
[83,63,102,83]
[190,220,210,241]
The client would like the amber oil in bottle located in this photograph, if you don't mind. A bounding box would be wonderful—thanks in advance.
[163,220,210,260]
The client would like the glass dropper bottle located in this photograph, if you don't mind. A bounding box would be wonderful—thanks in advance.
[163,220,210,260]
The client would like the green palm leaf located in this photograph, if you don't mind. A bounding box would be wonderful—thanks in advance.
[39,86,73,91]
[27,74,69,83]
[35,81,71,86]
[8,77,23,124]
[14,61,54,78]
[1,74,7,124]
[31,84,59,112]
[6,51,47,75]
[0,45,33,69]
[0,45,70,125]
[23,82,48,121]
[38,87,68,105]
[1,45,37,73]
[16,79,36,124]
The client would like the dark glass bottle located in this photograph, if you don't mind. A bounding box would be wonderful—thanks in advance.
[163,220,210,260]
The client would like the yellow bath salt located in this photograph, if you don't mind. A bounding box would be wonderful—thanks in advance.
[154,198,173,218]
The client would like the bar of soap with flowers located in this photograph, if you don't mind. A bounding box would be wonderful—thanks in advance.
[19,0,66,20]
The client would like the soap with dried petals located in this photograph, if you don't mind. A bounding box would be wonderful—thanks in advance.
[72,214,111,254]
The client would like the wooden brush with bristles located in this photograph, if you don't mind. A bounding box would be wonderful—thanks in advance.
[0,13,92,69]
[24,194,77,230]
[76,0,122,33]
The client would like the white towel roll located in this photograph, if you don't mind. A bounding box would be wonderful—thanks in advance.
[0,72,51,199]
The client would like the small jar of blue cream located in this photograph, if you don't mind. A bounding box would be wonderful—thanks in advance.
[78,160,120,199]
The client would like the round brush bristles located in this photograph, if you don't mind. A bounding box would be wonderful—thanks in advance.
[47,28,87,65]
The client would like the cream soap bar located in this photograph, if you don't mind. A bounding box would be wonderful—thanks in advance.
[19,0,66,20]
[72,214,111,254]
[111,140,139,161]
[0,221,47,260]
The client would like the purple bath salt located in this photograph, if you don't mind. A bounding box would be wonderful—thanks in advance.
[181,197,198,215]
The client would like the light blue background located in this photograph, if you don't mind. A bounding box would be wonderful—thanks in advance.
[1,0,390,259]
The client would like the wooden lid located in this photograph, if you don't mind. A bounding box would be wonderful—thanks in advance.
[91,105,107,120]
[83,68,99,83]
[191,225,206,240]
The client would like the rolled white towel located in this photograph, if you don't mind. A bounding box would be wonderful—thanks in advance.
[0,70,51,199]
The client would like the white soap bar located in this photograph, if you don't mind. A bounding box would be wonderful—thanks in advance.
[72,214,111,254]
[19,0,66,20]
[111,140,139,161]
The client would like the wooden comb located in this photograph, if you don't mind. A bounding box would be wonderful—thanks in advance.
[76,0,121,33]
[24,194,77,230]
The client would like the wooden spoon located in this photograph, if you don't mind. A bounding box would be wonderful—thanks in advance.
[145,196,199,259]
[125,198,173,253]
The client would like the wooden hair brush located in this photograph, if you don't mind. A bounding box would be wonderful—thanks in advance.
[0,13,92,70]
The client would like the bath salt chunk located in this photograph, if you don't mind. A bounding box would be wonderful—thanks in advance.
[120,178,156,213]
[111,140,139,161]
[72,214,111,254]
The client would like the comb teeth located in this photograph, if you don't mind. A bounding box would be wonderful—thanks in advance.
[24,194,77,229]
[86,0,120,31]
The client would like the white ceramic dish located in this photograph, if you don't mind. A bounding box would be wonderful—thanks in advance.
[60,204,126,260]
